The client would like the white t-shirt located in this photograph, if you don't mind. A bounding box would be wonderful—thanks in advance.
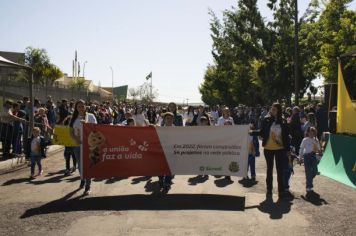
[184,112,194,124]
[217,116,235,126]
[133,114,147,126]
[299,137,321,157]
[73,113,97,140]
[210,111,220,122]
[0,108,14,124]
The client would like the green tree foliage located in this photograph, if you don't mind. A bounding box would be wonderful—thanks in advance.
[44,63,63,86]
[23,47,63,85]
[200,0,356,105]
[69,78,87,91]
[317,0,356,98]
[199,0,266,107]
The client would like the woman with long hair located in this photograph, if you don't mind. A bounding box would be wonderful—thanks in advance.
[70,100,97,195]
[252,103,291,199]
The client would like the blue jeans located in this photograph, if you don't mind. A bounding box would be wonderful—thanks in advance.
[248,154,256,177]
[283,157,293,191]
[30,154,42,175]
[159,175,172,186]
[304,153,318,189]
[73,146,91,189]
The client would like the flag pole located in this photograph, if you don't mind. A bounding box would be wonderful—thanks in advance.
[150,72,153,100]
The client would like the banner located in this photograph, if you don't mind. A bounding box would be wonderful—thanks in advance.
[337,62,356,134]
[81,124,249,178]
[53,125,77,147]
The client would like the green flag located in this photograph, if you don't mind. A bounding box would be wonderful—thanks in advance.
[146,72,152,80]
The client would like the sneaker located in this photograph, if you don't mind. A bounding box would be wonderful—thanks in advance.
[284,190,294,199]
[79,180,85,189]
[225,176,232,181]
[71,167,77,173]
[64,170,71,176]
[38,170,43,176]
[251,176,256,181]
[84,187,91,195]
[29,174,35,179]
[163,183,171,192]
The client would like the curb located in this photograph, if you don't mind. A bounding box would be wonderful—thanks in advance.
[0,145,64,175]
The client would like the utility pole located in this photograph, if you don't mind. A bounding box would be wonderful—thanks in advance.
[294,0,300,105]
[110,66,114,103]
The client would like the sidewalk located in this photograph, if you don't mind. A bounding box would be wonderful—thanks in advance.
[0,145,64,174]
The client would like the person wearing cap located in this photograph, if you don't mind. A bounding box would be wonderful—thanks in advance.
[166,102,183,127]
[191,105,210,126]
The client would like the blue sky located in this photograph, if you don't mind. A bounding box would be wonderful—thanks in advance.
[1,0,355,103]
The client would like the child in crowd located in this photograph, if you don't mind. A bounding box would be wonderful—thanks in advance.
[299,127,321,194]
[27,127,50,178]
[246,122,260,181]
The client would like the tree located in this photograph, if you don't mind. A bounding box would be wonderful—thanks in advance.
[129,87,140,101]
[44,64,63,86]
[69,78,87,91]
[200,0,266,106]
[138,82,158,103]
[317,0,356,98]
[24,47,50,85]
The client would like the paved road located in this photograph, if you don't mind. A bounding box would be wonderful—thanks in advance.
[0,150,355,236]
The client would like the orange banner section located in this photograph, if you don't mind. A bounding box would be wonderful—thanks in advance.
[82,124,171,178]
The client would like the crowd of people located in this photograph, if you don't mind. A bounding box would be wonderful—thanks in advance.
[0,95,329,197]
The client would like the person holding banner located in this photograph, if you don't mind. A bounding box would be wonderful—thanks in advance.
[70,100,97,195]
[158,112,175,192]
[217,107,235,181]
[251,103,291,199]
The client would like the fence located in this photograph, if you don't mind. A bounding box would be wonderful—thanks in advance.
[0,120,29,166]
[0,80,103,103]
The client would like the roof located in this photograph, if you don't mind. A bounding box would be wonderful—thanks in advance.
[0,55,31,70]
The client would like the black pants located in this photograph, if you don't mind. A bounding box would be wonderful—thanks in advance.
[64,147,76,171]
[0,123,13,159]
[264,149,286,194]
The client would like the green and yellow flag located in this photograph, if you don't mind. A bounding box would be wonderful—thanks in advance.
[336,62,356,134]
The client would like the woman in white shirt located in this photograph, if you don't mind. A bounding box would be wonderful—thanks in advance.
[132,107,148,126]
[70,100,97,195]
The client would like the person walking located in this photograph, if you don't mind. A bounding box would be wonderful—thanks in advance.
[70,100,97,195]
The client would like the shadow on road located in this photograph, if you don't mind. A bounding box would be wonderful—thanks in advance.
[214,178,234,188]
[253,197,293,220]
[105,177,128,184]
[131,176,151,185]
[20,193,246,218]
[301,191,328,206]
[2,174,80,186]
[188,175,209,185]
